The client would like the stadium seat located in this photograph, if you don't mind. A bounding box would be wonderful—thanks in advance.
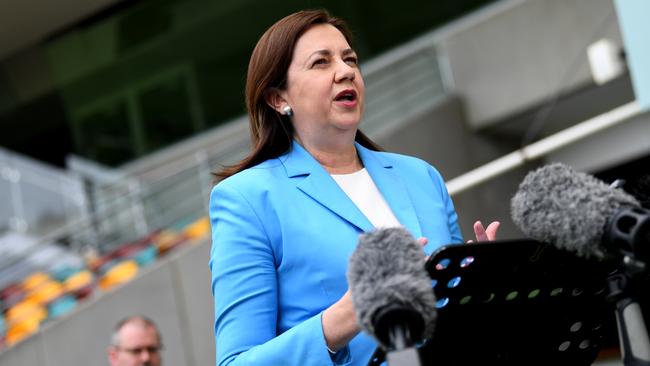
[48,295,77,319]
[6,315,40,346]
[63,270,95,299]
[21,272,50,293]
[98,260,139,291]
[183,216,210,240]
[0,283,24,310]
[153,229,187,255]
[24,280,64,306]
[132,245,158,267]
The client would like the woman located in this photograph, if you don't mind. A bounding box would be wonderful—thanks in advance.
[209,10,498,366]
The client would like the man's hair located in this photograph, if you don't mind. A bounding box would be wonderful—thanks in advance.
[110,315,161,347]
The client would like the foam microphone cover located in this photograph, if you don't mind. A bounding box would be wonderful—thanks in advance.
[510,163,639,259]
[347,227,436,347]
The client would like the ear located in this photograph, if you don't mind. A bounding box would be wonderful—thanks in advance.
[264,88,288,114]
[107,346,118,365]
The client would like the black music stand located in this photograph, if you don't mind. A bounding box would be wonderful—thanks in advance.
[367,239,617,366]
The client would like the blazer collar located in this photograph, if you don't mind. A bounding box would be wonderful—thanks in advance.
[357,144,423,239]
[281,140,422,238]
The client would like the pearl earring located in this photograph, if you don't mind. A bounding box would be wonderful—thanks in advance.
[282,105,293,117]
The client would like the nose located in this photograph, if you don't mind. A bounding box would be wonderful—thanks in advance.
[139,350,153,363]
[334,58,355,83]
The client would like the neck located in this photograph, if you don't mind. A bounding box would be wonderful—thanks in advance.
[296,137,363,174]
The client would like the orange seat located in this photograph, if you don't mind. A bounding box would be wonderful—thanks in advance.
[63,270,94,294]
[153,230,186,255]
[99,260,138,291]
[184,216,210,240]
[25,281,64,305]
[6,300,47,324]
[6,316,40,346]
[21,272,50,292]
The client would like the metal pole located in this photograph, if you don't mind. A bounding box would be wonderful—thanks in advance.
[446,100,643,196]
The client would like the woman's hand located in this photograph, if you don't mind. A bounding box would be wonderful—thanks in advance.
[322,290,361,352]
[468,220,500,242]
[327,235,434,351]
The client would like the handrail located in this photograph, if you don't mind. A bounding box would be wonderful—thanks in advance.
[0,0,538,265]
[446,100,644,196]
[51,0,533,197]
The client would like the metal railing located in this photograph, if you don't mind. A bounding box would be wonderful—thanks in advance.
[47,32,450,257]
[0,9,453,277]
[0,147,86,235]
[2,0,542,269]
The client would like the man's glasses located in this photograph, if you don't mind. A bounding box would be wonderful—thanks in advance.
[115,345,163,356]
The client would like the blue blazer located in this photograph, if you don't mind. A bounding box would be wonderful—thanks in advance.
[209,141,463,366]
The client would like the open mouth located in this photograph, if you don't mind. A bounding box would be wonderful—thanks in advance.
[334,89,357,102]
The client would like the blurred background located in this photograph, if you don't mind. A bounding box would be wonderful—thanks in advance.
[0,0,648,364]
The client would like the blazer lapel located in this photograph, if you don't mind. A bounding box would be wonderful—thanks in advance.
[357,144,423,239]
[282,141,374,232]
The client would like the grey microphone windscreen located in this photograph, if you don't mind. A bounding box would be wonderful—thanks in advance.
[510,163,639,259]
[347,227,436,347]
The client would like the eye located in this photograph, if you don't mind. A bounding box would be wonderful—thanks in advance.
[312,58,328,67]
[345,56,358,65]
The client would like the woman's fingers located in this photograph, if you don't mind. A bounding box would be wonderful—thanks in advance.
[471,220,500,242]
[473,221,488,242]
[417,237,430,260]
[485,221,500,241]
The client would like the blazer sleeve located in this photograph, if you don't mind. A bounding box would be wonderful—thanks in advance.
[209,182,345,366]
[428,164,464,244]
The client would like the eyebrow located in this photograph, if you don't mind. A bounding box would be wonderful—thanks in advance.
[306,48,356,62]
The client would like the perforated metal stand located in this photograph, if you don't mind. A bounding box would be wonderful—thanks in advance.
[367,240,617,366]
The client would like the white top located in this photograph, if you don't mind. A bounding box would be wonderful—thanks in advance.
[331,168,401,228]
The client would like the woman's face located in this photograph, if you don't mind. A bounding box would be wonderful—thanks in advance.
[279,23,364,144]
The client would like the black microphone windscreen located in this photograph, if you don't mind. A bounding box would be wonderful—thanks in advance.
[510,163,639,259]
[347,227,436,347]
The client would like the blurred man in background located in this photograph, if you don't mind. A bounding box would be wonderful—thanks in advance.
[107,315,163,366]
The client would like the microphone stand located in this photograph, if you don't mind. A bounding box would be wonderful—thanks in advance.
[385,324,422,366]
[606,257,650,366]
[605,206,650,366]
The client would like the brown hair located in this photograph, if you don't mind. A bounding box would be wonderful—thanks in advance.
[215,9,381,179]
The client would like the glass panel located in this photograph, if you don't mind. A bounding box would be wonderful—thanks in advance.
[74,99,135,166]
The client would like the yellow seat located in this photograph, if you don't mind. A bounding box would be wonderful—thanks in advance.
[6,300,47,324]
[21,272,50,292]
[184,216,210,240]
[99,260,138,291]
[6,316,40,346]
[25,281,64,305]
[153,230,185,255]
[63,270,94,293]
